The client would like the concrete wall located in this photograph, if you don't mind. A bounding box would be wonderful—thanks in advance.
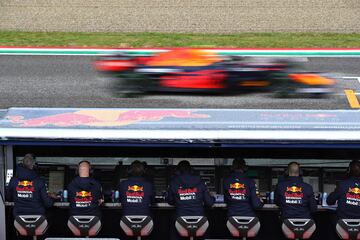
[0,0,359,33]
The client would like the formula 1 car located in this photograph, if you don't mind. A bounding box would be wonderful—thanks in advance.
[94,49,335,98]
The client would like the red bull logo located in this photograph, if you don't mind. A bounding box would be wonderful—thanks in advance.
[76,191,92,198]
[286,186,302,193]
[230,183,245,189]
[349,187,360,195]
[7,109,209,127]
[18,180,33,187]
[128,185,143,192]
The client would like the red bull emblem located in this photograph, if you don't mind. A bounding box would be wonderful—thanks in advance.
[128,185,144,192]
[8,109,209,127]
[348,187,360,195]
[76,191,92,198]
[18,180,33,187]
[286,186,302,193]
[230,183,245,189]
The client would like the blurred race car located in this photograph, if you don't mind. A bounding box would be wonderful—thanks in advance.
[94,49,335,97]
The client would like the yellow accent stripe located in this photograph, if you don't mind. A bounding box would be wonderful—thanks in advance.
[344,90,360,108]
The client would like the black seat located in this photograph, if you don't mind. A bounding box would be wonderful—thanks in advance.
[14,215,48,240]
[120,215,154,240]
[226,216,260,239]
[175,216,209,240]
[282,218,316,239]
[67,215,101,237]
[336,219,360,240]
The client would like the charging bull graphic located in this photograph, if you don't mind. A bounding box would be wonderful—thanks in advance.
[346,187,360,206]
[229,182,247,200]
[285,185,304,204]
[75,191,93,207]
[16,180,35,198]
[6,109,209,128]
[126,185,145,203]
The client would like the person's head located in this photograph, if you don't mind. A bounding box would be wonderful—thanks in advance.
[128,160,145,177]
[287,162,301,177]
[231,158,247,173]
[177,160,192,175]
[22,153,36,170]
[349,160,360,178]
[78,160,91,178]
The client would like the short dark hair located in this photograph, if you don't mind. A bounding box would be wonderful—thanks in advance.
[177,160,192,174]
[287,162,300,176]
[231,158,247,172]
[349,160,360,177]
[22,153,36,170]
[129,160,145,177]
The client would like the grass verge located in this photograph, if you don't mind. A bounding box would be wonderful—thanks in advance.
[0,31,359,48]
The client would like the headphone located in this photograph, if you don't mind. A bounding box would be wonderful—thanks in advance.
[347,160,360,176]
[75,160,94,176]
[285,162,303,176]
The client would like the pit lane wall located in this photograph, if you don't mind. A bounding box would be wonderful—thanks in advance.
[0,0,359,33]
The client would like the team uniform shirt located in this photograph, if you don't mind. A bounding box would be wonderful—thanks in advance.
[223,171,264,217]
[68,176,102,217]
[6,164,53,217]
[166,173,214,216]
[275,176,317,219]
[327,177,360,219]
[119,176,153,216]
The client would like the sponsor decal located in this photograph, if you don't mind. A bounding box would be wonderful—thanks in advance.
[346,187,360,206]
[126,185,145,203]
[75,191,93,207]
[285,185,304,204]
[178,187,198,201]
[16,180,35,198]
[229,182,247,200]
[7,109,209,128]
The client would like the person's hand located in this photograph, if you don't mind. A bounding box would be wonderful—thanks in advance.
[98,198,104,206]
[48,192,60,200]
[209,191,217,197]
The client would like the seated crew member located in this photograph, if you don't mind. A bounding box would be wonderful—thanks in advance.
[119,160,153,216]
[275,162,317,219]
[6,154,55,239]
[223,158,263,218]
[166,160,215,240]
[327,160,360,239]
[68,160,103,218]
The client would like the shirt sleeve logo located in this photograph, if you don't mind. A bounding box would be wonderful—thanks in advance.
[229,182,247,200]
[126,185,145,203]
[346,187,360,206]
[16,180,35,198]
[75,191,93,207]
[285,186,303,204]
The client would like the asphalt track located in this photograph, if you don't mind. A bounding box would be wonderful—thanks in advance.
[1,55,360,109]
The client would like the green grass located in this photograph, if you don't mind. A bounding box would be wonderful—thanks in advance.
[0,31,360,48]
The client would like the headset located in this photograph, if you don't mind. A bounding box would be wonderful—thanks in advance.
[285,162,303,176]
[75,160,94,176]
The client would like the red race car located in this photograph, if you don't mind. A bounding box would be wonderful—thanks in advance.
[94,49,335,97]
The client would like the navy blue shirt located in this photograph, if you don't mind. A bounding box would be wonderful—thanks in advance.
[166,173,214,216]
[6,164,53,217]
[223,171,263,217]
[275,176,317,219]
[68,176,102,217]
[119,176,153,216]
[327,177,360,219]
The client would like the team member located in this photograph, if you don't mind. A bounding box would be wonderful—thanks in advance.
[6,154,55,239]
[223,158,263,218]
[119,160,153,216]
[68,160,103,218]
[275,162,317,219]
[166,160,215,240]
[327,160,360,239]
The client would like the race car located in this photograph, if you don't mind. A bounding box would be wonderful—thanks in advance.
[94,49,335,98]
